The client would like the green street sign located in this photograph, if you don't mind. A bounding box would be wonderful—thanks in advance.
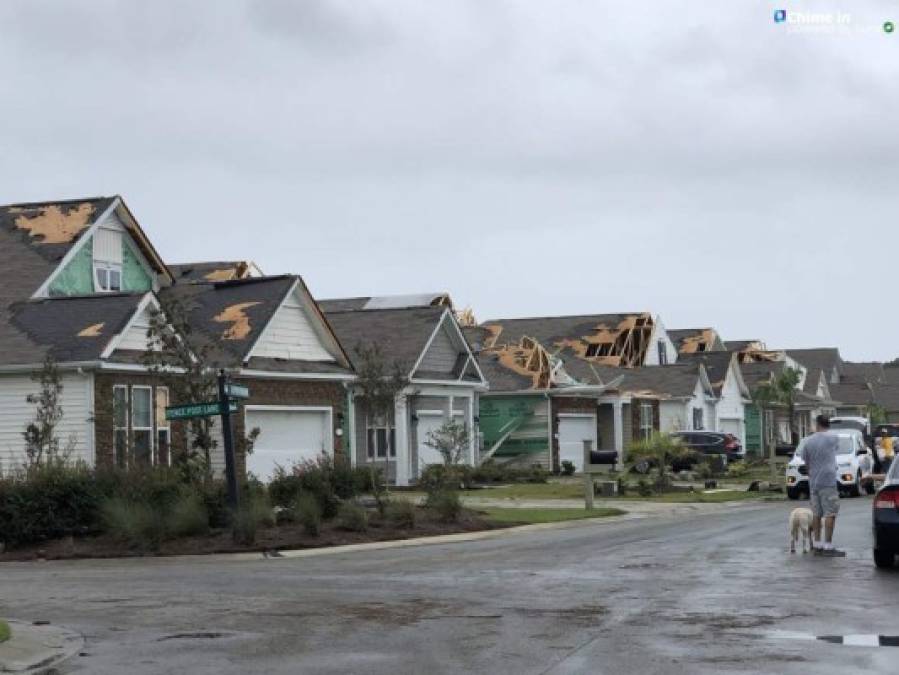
[224,383,250,400]
[165,401,238,421]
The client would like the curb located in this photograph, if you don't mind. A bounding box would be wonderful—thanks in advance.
[0,621,82,673]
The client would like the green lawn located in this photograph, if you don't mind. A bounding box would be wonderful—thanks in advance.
[0,619,10,644]
[456,483,779,503]
[481,507,626,524]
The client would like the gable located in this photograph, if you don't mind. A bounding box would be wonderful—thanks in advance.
[248,287,335,362]
[416,322,460,375]
[112,300,156,353]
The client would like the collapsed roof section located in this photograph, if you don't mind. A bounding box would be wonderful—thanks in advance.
[668,328,725,354]
[319,292,452,313]
[168,260,262,284]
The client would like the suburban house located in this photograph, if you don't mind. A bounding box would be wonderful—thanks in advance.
[0,196,173,471]
[321,295,487,486]
[463,312,681,473]
[679,351,751,439]
[667,328,726,355]
[0,196,356,479]
[160,274,356,480]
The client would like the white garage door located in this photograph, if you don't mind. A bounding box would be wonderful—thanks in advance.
[245,407,331,481]
[719,418,743,441]
[559,415,596,472]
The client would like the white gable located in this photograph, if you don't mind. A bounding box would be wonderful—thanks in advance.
[249,288,334,362]
[115,302,156,352]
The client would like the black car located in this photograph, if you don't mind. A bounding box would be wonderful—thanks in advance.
[873,459,899,569]
[670,431,742,463]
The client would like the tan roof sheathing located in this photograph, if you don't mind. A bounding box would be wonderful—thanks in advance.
[76,322,104,337]
[214,302,261,340]
[13,202,96,244]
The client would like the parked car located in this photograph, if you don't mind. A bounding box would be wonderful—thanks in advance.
[830,416,870,436]
[872,459,899,569]
[669,431,739,464]
[786,429,875,499]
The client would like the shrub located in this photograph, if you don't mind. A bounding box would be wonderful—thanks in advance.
[293,493,322,536]
[0,619,10,644]
[166,493,209,538]
[726,461,748,479]
[617,477,628,496]
[385,499,416,529]
[636,479,652,497]
[231,506,258,546]
[101,498,166,550]
[267,456,344,518]
[337,502,368,532]
[419,464,474,492]
[426,489,463,523]
[560,460,576,476]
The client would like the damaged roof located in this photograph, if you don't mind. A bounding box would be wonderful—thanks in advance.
[324,305,449,377]
[319,292,452,313]
[3,293,145,365]
[668,328,725,354]
[678,351,737,396]
[169,261,259,284]
[594,363,707,399]
[160,275,351,373]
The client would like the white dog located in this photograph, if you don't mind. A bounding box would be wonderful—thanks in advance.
[789,507,814,554]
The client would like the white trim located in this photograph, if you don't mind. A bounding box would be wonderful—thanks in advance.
[32,197,121,298]
[87,370,96,465]
[557,412,596,419]
[131,384,155,464]
[411,378,485,388]
[244,278,299,363]
[443,309,488,385]
[408,312,446,378]
[237,368,355,381]
[416,409,445,416]
[100,292,158,358]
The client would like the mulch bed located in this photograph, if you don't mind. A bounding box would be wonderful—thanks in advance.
[0,509,506,562]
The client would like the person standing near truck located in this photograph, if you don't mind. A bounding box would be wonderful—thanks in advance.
[800,415,845,557]
[877,429,894,474]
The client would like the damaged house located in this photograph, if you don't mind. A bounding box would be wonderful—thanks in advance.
[321,295,486,486]
[0,197,355,478]
[667,328,726,355]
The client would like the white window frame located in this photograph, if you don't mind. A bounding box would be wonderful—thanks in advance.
[366,414,396,461]
[657,340,668,365]
[113,384,129,468]
[130,385,154,465]
[94,261,123,293]
[155,386,171,467]
[639,402,654,440]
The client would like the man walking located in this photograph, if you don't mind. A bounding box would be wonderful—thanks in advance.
[799,415,845,557]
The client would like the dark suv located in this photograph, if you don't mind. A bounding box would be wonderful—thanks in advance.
[670,431,742,464]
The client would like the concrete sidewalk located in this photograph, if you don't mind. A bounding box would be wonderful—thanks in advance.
[0,621,82,673]
[458,495,757,516]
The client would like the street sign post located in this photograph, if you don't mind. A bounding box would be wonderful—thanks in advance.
[224,383,250,400]
[218,370,240,511]
[165,401,237,421]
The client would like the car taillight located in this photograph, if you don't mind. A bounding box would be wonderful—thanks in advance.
[725,439,737,449]
[874,489,899,510]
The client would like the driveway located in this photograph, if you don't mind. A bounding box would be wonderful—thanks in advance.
[0,498,895,674]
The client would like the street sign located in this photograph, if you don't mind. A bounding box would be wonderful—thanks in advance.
[165,400,238,421]
[224,383,250,400]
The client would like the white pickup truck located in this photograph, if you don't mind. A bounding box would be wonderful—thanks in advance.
[786,429,876,499]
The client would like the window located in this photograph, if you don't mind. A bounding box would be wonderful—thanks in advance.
[113,385,128,467]
[366,417,396,459]
[132,386,153,465]
[657,340,668,365]
[156,387,171,466]
[797,413,809,439]
[639,403,654,440]
[692,408,704,430]
[94,263,122,292]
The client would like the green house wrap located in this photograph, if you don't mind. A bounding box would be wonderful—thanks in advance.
[122,240,152,292]
[49,237,94,296]
[479,396,549,458]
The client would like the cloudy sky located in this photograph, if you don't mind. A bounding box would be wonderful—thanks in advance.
[1,1,897,360]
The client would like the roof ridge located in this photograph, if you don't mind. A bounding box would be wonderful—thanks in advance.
[0,195,115,209]
[482,311,652,323]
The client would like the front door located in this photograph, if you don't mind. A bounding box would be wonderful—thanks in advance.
[416,412,446,477]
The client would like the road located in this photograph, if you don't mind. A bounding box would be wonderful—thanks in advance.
[1,498,896,674]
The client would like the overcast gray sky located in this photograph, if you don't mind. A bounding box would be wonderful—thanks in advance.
[1,1,897,361]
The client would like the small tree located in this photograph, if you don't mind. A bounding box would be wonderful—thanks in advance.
[143,296,220,480]
[425,420,470,466]
[352,344,410,503]
[22,355,65,467]
[866,403,887,426]
[626,433,687,494]
[753,366,802,483]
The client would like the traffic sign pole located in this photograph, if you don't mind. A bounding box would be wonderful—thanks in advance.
[218,370,240,511]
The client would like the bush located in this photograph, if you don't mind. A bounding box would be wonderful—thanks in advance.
[419,464,474,492]
[267,455,348,518]
[101,498,166,550]
[231,506,258,546]
[337,502,368,532]
[293,493,322,536]
[617,477,628,496]
[560,460,576,476]
[636,479,652,497]
[726,461,749,479]
[0,619,10,644]
[385,499,416,529]
[426,489,463,523]
[167,493,209,538]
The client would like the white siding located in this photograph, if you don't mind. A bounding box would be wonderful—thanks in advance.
[250,295,334,361]
[645,317,679,366]
[687,379,710,430]
[715,362,745,437]
[93,227,123,264]
[417,324,459,374]
[0,372,93,472]
[115,303,155,352]
[659,401,688,432]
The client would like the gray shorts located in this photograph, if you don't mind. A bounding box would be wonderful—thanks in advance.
[810,487,840,518]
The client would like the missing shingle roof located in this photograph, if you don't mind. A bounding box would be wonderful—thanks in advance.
[12,202,96,244]
[214,302,261,340]
[77,323,105,337]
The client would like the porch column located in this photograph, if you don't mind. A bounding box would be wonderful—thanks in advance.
[613,400,625,469]
[395,394,410,487]
[468,395,476,466]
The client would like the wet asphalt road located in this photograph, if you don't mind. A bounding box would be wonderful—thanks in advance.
[1,497,896,674]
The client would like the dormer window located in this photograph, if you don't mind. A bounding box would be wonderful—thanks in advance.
[95,262,122,292]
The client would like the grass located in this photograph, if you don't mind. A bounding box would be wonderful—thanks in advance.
[482,507,626,524]
[0,619,10,643]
